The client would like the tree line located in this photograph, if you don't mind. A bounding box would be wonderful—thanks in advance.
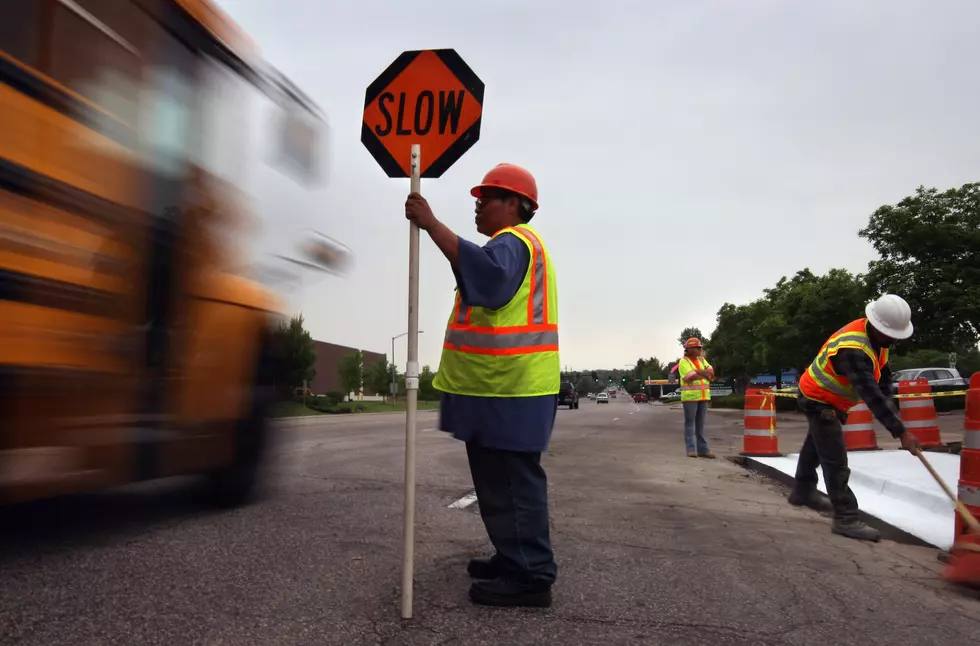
[270,183,979,400]
[704,183,980,391]
[268,314,438,402]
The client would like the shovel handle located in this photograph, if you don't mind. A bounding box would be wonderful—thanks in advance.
[915,449,980,535]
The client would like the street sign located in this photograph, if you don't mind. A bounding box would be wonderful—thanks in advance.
[360,48,484,621]
[361,49,484,178]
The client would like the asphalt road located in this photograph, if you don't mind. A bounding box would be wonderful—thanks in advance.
[2,398,979,645]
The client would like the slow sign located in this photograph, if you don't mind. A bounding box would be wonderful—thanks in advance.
[361,49,484,178]
[360,48,485,621]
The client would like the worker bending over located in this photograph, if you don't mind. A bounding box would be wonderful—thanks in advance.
[791,294,921,541]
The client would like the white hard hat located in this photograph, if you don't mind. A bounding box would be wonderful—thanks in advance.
[865,293,913,340]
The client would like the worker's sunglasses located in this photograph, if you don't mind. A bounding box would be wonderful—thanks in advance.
[475,190,515,208]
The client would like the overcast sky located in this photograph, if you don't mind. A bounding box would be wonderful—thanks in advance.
[219,0,980,373]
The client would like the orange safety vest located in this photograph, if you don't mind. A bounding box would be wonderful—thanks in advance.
[798,318,889,412]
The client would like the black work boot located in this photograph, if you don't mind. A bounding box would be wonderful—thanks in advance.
[467,556,502,580]
[787,487,834,513]
[831,518,881,542]
[469,578,552,608]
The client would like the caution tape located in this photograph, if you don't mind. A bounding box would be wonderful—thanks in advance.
[762,388,968,400]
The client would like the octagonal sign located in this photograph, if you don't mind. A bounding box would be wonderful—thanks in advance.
[361,49,484,179]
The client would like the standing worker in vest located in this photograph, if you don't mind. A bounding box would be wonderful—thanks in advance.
[678,337,716,459]
[792,294,922,541]
[404,163,559,608]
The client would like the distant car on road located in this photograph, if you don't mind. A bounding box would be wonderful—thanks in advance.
[558,381,580,409]
[660,389,682,403]
[632,392,648,403]
[891,367,966,388]
[596,392,609,404]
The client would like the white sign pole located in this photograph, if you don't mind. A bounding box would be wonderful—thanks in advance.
[401,144,422,619]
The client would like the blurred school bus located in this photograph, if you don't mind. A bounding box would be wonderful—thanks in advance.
[0,0,336,507]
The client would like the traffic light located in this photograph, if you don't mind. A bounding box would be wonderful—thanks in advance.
[622,376,627,382]
[591,370,598,381]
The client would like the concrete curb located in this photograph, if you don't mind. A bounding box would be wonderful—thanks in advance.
[731,455,934,549]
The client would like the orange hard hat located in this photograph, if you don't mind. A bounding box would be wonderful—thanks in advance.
[684,337,703,348]
[470,163,538,211]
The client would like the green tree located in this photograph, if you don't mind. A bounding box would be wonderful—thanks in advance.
[678,327,706,347]
[419,365,437,401]
[635,357,666,380]
[705,301,766,392]
[888,348,953,372]
[757,268,869,375]
[270,314,316,397]
[574,375,591,397]
[860,183,980,351]
[364,354,393,399]
[337,350,363,401]
[957,346,980,379]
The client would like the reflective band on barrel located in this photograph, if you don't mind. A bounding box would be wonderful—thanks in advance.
[744,410,774,417]
[905,420,938,429]
[959,485,980,507]
[444,328,558,350]
[964,430,980,450]
[843,423,874,432]
[743,429,773,436]
[900,399,933,409]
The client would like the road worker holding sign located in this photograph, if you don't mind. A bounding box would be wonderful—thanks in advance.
[405,163,559,608]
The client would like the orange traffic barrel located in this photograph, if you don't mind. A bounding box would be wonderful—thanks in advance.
[957,373,980,540]
[898,379,943,448]
[741,389,781,457]
[842,402,879,450]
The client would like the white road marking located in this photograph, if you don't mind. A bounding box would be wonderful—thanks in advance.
[613,417,619,422]
[449,492,478,509]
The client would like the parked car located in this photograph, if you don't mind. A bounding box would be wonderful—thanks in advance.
[633,392,648,403]
[660,389,682,403]
[891,367,966,388]
[558,381,580,409]
[596,392,609,404]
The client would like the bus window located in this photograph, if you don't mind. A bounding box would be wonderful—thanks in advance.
[0,0,41,67]
[46,0,144,128]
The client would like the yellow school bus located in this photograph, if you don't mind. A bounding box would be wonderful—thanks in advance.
[1,0,327,506]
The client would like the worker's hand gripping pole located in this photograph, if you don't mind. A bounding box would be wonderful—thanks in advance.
[401,144,421,619]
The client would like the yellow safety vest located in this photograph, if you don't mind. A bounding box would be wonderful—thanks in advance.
[433,224,559,397]
[678,356,712,402]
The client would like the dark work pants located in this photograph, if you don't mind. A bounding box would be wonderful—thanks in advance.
[794,408,859,520]
[465,442,557,585]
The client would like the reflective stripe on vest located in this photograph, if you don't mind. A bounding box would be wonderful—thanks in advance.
[799,319,887,411]
[433,224,560,397]
[445,226,556,356]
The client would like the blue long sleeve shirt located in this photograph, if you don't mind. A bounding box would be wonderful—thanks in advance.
[438,231,559,453]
